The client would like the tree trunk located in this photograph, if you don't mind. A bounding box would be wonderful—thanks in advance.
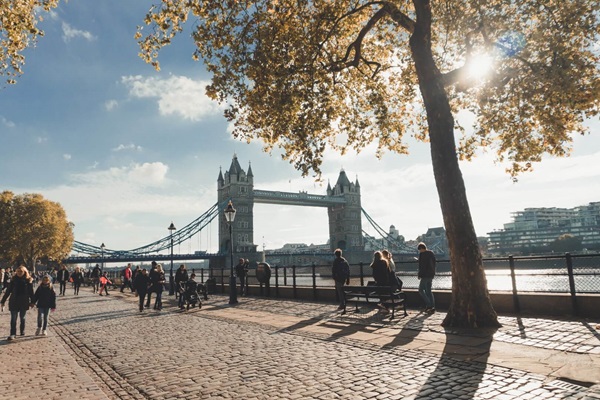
[409,0,499,328]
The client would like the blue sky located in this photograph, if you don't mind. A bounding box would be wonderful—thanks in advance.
[1,1,599,254]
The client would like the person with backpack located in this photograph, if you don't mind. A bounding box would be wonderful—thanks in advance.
[98,272,112,296]
[332,249,351,310]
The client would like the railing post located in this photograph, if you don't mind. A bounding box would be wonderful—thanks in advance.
[292,265,297,299]
[275,265,279,298]
[359,262,364,286]
[200,268,204,283]
[221,267,225,293]
[508,255,520,313]
[312,262,317,300]
[565,252,579,316]
[283,267,287,286]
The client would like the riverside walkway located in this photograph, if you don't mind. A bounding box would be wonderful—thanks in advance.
[0,290,599,400]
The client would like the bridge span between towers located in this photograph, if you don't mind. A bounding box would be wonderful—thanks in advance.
[68,154,418,263]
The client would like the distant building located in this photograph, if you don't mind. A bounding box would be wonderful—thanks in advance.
[487,202,600,254]
[419,227,449,256]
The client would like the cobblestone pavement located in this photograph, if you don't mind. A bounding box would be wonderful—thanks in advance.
[1,289,599,400]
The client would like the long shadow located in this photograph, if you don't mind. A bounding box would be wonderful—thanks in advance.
[414,327,496,400]
[381,310,435,349]
[582,321,600,341]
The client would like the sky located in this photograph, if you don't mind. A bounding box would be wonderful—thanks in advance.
[1,1,599,255]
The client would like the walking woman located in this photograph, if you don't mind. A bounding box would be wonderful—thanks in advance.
[133,269,150,312]
[1,265,35,341]
[70,266,85,295]
[152,264,166,310]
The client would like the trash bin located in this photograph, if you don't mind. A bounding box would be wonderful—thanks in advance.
[205,278,217,294]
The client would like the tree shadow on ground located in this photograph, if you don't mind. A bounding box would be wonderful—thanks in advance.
[414,327,497,400]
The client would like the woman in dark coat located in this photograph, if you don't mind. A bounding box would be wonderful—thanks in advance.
[1,265,35,340]
[370,251,392,286]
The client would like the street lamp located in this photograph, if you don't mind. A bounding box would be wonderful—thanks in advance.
[100,243,105,273]
[168,222,176,295]
[224,200,238,305]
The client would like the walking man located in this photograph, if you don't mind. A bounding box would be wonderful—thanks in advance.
[56,265,70,296]
[332,248,350,311]
[417,242,436,313]
[235,258,248,296]
[120,264,133,293]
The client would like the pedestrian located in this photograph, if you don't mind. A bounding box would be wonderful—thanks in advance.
[70,266,85,295]
[417,242,436,313]
[2,267,12,293]
[120,263,133,293]
[174,264,188,304]
[90,264,101,293]
[152,264,166,310]
[33,275,56,336]
[56,264,70,296]
[332,249,351,310]
[132,265,141,281]
[370,251,392,286]
[98,271,112,296]
[382,250,396,272]
[1,265,35,340]
[145,261,158,308]
[235,258,248,296]
[133,269,150,312]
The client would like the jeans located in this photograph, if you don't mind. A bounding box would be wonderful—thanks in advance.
[73,283,81,295]
[238,275,246,295]
[59,281,67,295]
[154,291,163,309]
[10,309,27,336]
[37,308,50,330]
[418,277,435,308]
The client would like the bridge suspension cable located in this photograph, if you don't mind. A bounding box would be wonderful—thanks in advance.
[72,201,227,257]
[361,208,415,253]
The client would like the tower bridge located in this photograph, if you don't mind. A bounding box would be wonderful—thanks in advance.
[66,154,416,265]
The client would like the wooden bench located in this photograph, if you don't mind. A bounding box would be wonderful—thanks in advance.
[343,284,407,319]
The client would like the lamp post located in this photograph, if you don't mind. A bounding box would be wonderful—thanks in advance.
[100,243,105,273]
[168,222,176,295]
[224,200,238,305]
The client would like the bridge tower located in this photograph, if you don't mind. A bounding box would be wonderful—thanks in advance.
[327,170,363,251]
[217,154,258,256]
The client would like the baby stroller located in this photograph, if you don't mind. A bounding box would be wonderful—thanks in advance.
[180,280,202,310]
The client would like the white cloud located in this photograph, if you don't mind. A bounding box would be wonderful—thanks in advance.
[36,137,48,144]
[1,116,15,128]
[121,75,222,121]
[112,143,143,152]
[105,100,118,111]
[62,22,96,42]
[63,154,72,160]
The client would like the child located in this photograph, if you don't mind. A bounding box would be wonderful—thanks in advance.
[33,275,56,336]
[98,271,112,296]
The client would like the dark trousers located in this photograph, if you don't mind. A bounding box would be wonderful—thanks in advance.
[138,292,147,311]
[154,291,163,309]
[73,283,81,295]
[59,281,67,295]
[10,309,27,336]
[145,289,153,307]
[120,279,132,292]
[99,284,109,295]
[238,275,246,295]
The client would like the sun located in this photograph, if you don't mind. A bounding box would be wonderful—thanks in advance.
[467,53,494,80]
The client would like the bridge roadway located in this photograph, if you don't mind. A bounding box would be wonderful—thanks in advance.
[1,289,599,399]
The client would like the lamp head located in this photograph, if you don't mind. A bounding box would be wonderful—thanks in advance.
[168,222,176,231]
[224,200,236,224]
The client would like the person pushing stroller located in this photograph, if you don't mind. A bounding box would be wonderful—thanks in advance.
[179,273,208,310]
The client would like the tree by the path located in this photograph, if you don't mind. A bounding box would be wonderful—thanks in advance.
[137,0,599,327]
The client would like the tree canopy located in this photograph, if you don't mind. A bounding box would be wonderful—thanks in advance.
[0,0,59,85]
[138,0,599,178]
[0,191,74,272]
